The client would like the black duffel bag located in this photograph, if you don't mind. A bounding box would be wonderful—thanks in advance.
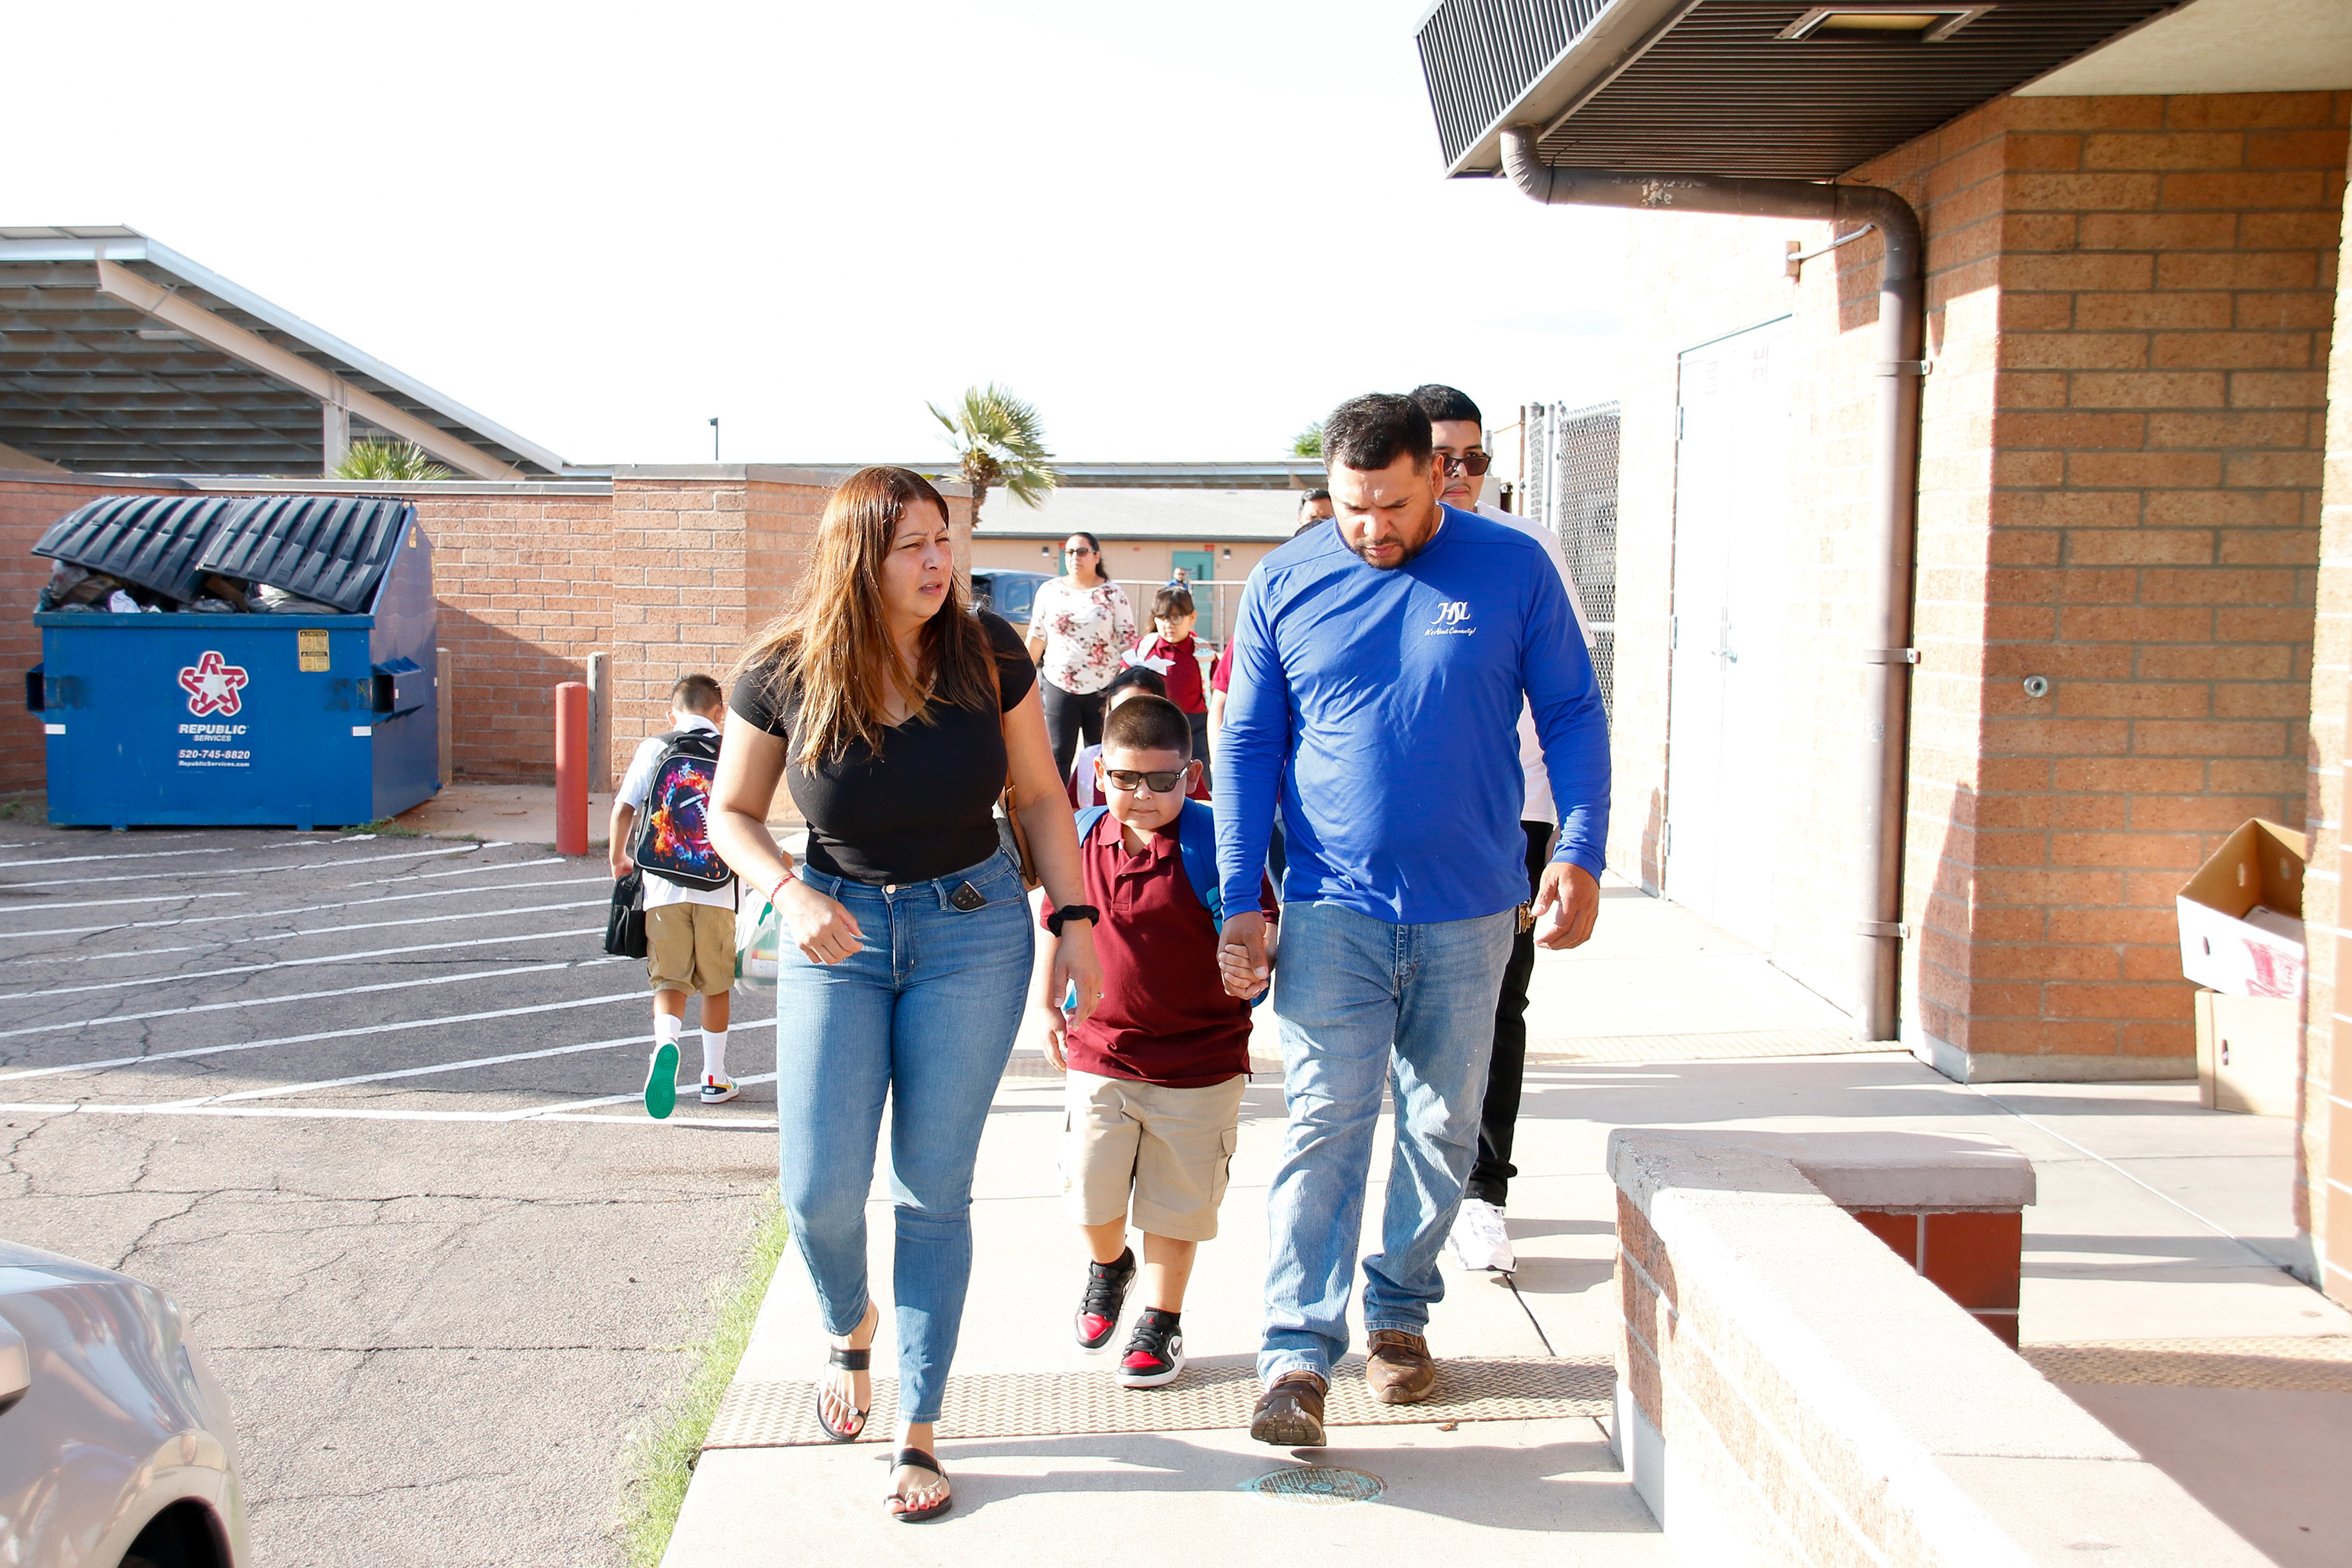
[605,869,648,959]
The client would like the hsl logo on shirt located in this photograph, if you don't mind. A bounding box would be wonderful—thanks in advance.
[1427,601,1475,636]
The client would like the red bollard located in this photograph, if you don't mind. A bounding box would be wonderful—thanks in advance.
[555,681,590,856]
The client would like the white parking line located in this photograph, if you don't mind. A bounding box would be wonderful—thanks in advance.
[346,855,561,887]
[0,989,645,1083]
[0,923,602,1003]
[0,956,628,1044]
[0,1099,776,1130]
[0,843,290,869]
[0,880,606,947]
[2,842,498,890]
[512,1068,783,1120]
[147,1028,780,1109]
[0,892,251,920]
[147,1030,649,1106]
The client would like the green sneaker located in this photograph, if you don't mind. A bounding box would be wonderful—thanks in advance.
[644,1041,679,1120]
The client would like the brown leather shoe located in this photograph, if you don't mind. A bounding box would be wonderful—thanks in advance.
[1365,1330,1438,1404]
[1250,1370,1328,1446]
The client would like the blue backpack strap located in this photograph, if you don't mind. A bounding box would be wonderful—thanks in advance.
[1074,804,1110,845]
[1174,797,1222,927]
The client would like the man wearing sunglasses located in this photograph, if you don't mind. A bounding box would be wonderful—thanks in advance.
[1413,383,1592,1279]
[1218,392,1607,1446]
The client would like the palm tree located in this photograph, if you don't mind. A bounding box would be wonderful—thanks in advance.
[1291,421,1323,459]
[335,438,452,482]
[927,383,1058,522]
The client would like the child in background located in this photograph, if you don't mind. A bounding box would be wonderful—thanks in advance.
[1127,585,1212,791]
[610,674,739,1117]
[1036,695,1277,1388]
[1065,665,1206,810]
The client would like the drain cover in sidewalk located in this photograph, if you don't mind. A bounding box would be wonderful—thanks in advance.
[703,1355,1611,1450]
[1251,1465,1385,1505]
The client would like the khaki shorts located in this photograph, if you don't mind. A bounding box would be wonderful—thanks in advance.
[1061,1070,1245,1242]
[646,902,735,996]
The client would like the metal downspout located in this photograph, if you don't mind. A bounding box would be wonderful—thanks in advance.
[1501,127,1922,1044]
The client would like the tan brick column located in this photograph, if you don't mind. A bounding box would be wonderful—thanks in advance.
[2308,129,2352,1305]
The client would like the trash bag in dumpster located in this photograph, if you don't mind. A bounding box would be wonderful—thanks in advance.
[33,494,246,606]
[28,493,440,830]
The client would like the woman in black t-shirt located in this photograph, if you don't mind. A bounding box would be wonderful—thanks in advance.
[710,466,1101,1523]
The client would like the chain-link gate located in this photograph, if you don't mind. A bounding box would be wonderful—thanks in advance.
[1519,401,1621,720]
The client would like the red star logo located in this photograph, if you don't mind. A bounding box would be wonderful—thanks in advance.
[179,651,249,717]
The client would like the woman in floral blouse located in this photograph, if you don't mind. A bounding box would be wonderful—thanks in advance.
[1023,531,1138,775]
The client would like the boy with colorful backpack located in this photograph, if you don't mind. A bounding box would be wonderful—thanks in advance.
[609,673,739,1118]
[1033,693,1276,1388]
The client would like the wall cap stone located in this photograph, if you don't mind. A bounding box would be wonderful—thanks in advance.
[0,471,612,498]
[1624,1127,2037,1211]
[1606,1127,2263,1566]
[613,463,974,496]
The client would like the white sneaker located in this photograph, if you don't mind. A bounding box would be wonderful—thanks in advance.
[699,1076,740,1105]
[1446,1198,1515,1273]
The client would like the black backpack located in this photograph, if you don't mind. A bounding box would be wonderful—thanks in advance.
[631,728,734,891]
[605,869,648,958]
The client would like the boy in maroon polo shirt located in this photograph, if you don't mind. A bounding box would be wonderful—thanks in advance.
[1034,694,1277,1388]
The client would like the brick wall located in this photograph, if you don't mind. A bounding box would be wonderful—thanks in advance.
[0,465,958,799]
[419,487,618,781]
[0,474,178,793]
[1955,92,2345,1076]
[1613,90,2347,1076]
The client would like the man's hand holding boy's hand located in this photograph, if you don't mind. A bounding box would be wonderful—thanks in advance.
[1033,998,1071,1073]
[1218,911,1271,1000]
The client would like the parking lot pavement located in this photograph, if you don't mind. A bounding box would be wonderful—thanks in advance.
[0,823,778,1568]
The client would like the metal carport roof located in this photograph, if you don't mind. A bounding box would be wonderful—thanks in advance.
[0,226,581,479]
[1415,0,2180,181]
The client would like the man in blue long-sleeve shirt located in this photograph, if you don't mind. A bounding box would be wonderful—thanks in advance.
[1215,393,1610,1446]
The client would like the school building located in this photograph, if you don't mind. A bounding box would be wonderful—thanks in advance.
[964,464,1320,641]
[1417,0,2352,1303]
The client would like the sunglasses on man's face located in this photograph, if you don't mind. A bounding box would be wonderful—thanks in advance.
[1103,768,1185,794]
[1065,545,1097,556]
[1439,451,1492,477]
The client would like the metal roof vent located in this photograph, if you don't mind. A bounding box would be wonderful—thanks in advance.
[1777,4,1991,42]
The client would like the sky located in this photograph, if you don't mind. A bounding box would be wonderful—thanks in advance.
[9,1,1633,467]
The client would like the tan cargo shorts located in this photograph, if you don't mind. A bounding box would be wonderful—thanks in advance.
[1060,1069,1246,1242]
[646,902,735,996]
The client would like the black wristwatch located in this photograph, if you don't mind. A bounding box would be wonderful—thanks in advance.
[1046,904,1100,937]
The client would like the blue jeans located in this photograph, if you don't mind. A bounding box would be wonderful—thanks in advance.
[1258,901,1516,1387]
[773,848,1033,1425]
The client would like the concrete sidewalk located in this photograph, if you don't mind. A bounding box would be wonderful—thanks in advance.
[659,879,2352,1566]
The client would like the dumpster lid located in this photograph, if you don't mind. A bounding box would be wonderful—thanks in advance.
[195,495,416,615]
[32,494,247,604]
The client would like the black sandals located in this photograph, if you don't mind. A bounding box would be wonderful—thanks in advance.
[887,1447,952,1523]
[815,1344,870,1443]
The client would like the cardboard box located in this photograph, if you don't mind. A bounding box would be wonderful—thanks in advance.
[2176,819,2306,1000]
[2194,990,2300,1117]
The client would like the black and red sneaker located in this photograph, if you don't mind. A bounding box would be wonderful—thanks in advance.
[1075,1248,1136,1350]
[1118,1308,1186,1388]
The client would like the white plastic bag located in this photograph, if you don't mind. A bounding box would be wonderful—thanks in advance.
[736,891,783,991]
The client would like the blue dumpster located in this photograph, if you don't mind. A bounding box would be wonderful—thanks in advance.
[27,494,440,830]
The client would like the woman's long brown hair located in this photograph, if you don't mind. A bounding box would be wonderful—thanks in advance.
[734,466,997,767]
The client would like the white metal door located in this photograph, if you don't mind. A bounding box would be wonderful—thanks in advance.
[1664,318,1793,946]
